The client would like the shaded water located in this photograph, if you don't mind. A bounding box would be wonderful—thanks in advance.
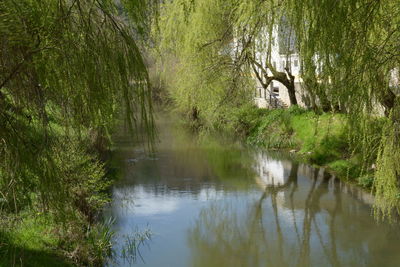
[105,117,400,267]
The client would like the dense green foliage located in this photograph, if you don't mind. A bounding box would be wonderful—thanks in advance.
[225,105,365,181]
[1,0,399,264]
[0,0,154,265]
[284,0,400,219]
[155,0,253,125]
[155,0,400,219]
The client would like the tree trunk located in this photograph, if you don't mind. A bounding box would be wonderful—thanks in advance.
[250,59,299,107]
[319,91,332,112]
[282,67,298,106]
[287,82,298,106]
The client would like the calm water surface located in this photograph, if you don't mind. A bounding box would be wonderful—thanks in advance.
[105,117,400,267]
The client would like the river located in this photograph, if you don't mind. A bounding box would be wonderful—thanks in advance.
[104,116,400,267]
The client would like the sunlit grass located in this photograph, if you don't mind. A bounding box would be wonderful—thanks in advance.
[0,212,72,267]
[226,105,367,183]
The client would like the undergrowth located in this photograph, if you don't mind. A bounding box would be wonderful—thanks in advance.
[222,104,379,187]
[0,131,117,266]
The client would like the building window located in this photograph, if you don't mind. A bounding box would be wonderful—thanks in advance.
[273,87,279,95]
[294,59,298,67]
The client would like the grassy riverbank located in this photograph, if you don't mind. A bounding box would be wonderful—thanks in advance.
[213,104,377,189]
[1,0,156,265]
[1,211,115,266]
[0,125,117,266]
[0,213,73,267]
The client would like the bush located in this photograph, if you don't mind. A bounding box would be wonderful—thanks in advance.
[358,174,374,188]
[310,135,347,165]
[0,135,115,266]
[226,104,268,137]
[328,160,356,178]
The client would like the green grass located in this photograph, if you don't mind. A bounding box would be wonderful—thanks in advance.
[0,111,117,266]
[291,111,347,159]
[0,212,73,267]
[226,105,368,183]
[0,211,115,266]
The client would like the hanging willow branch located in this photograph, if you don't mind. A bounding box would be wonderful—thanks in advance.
[0,0,155,213]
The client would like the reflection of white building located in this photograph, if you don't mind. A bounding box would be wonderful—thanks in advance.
[253,152,292,187]
[253,153,375,209]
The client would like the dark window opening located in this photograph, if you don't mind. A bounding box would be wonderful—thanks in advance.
[273,87,279,96]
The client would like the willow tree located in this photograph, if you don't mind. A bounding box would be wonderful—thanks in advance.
[0,0,154,214]
[157,0,302,120]
[156,0,253,124]
[157,0,400,219]
[233,1,299,106]
[221,0,400,219]
[280,0,400,219]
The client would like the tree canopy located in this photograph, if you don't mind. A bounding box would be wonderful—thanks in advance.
[156,0,400,219]
[0,0,154,214]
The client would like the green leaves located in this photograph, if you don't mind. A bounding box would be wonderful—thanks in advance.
[155,0,400,219]
[156,0,253,125]
[0,0,154,213]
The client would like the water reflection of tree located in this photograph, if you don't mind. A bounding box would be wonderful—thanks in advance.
[120,130,258,194]
[298,169,341,267]
[187,162,347,267]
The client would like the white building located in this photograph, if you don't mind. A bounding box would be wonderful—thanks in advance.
[251,25,400,111]
[252,25,307,109]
